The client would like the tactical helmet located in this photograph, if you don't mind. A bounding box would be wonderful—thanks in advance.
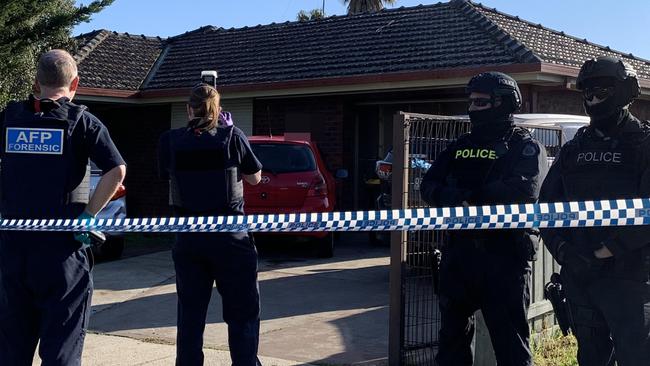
[466,71,522,113]
[576,56,640,105]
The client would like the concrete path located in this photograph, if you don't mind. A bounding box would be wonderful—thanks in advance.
[36,235,390,365]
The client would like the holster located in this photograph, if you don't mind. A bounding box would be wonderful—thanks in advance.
[543,273,573,336]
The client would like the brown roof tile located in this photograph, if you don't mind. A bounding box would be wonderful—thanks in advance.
[75,30,163,90]
[473,2,650,79]
[75,0,650,92]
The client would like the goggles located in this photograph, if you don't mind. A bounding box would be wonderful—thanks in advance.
[468,97,493,107]
[583,86,615,101]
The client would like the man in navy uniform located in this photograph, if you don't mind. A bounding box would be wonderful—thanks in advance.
[421,72,548,366]
[0,49,126,365]
[540,56,650,366]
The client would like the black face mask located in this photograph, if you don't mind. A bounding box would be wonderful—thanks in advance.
[468,106,513,141]
[584,96,627,133]
[584,96,620,119]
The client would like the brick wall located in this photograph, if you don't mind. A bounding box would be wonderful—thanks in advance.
[535,90,585,115]
[535,89,650,121]
[83,103,171,217]
[630,99,650,121]
[253,97,352,208]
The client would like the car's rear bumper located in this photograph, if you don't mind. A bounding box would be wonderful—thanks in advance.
[246,196,331,239]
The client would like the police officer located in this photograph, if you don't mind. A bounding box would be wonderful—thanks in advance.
[540,56,650,366]
[158,84,263,366]
[420,72,548,366]
[0,49,126,365]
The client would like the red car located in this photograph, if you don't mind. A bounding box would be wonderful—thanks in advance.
[244,133,345,258]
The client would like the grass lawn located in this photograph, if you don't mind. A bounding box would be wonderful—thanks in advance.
[532,330,578,366]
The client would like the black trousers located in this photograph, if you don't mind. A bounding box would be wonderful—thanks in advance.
[435,242,533,366]
[562,268,650,366]
[173,232,261,366]
[0,232,93,366]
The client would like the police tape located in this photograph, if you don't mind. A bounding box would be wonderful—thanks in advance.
[1,198,650,233]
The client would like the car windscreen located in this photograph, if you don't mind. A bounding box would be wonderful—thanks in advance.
[251,143,317,174]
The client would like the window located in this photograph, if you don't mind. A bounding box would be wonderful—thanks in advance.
[252,143,317,174]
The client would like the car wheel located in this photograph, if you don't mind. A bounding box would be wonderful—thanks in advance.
[316,232,335,258]
[97,236,125,261]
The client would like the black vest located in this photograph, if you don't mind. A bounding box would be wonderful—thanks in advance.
[559,117,650,247]
[449,127,530,200]
[447,127,540,260]
[167,125,243,214]
[0,100,90,219]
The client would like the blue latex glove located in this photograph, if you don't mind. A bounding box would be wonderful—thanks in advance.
[74,211,95,248]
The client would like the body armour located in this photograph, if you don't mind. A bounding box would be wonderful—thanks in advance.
[448,127,530,199]
[557,114,650,256]
[0,100,90,219]
[447,127,542,260]
[166,125,243,214]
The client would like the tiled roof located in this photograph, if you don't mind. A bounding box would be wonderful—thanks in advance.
[144,1,523,89]
[75,30,163,90]
[471,2,650,79]
[75,0,650,93]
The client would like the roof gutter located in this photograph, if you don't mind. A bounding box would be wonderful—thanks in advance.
[138,63,544,99]
[75,62,650,102]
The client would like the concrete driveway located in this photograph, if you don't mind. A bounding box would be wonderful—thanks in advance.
[45,233,390,365]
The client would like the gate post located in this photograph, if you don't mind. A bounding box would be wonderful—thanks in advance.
[389,112,409,365]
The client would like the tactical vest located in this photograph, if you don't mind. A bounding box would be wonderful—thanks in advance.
[448,127,530,194]
[447,127,540,260]
[167,124,242,214]
[0,100,90,219]
[561,128,644,199]
[559,121,650,250]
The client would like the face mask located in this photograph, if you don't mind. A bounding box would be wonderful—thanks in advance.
[468,104,513,141]
[584,96,620,120]
[468,108,498,128]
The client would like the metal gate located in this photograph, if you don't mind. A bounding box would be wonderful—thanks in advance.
[388,112,562,365]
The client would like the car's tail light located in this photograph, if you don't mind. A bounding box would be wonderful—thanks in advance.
[376,161,392,180]
[111,184,126,201]
[307,175,328,197]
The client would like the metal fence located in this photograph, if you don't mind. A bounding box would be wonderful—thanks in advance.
[388,112,562,365]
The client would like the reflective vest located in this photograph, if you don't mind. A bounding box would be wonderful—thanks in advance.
[0,99,90,219]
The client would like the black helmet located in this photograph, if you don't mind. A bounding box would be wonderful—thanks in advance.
[576,56,640,105]
[466,71,522,114]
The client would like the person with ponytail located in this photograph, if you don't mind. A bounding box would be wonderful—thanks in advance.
[158,83,263,365]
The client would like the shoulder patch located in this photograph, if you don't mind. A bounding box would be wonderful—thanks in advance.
[521,142,539,157]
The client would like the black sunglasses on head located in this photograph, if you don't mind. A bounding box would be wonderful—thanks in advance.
[468,97,493,107]
[583,86,615,101]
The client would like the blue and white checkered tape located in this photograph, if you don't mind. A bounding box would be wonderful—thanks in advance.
[1,198,650,233]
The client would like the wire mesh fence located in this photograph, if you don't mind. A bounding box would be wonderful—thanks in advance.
[392,113,563,365]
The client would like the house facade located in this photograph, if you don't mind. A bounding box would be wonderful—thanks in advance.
[73,0,650,216]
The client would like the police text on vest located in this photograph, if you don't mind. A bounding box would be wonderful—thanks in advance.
[576,151,622,163]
